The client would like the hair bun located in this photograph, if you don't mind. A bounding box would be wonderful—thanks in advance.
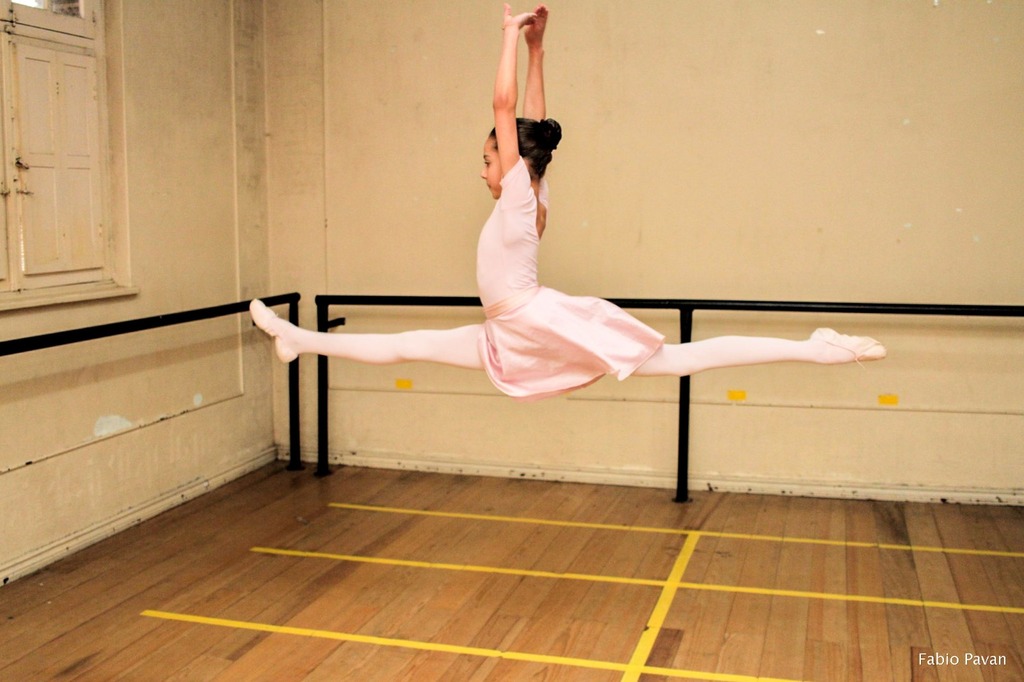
[540,118,562,151]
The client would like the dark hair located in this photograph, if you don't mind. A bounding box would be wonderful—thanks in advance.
[489,118,562,180]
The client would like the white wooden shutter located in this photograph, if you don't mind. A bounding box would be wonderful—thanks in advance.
[11,37,103,288]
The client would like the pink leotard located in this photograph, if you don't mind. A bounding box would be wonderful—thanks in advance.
[476,158,665,401]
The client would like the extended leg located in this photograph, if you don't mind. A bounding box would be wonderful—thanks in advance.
[250,300,483,370]
[633,329,885,377]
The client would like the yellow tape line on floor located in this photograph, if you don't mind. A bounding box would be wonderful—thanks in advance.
[622,534,701,682]
[140,609,803,682]
[329,502,1024,559]
[251,546,1024,615]
[677,582,1024,615]
[250,546,665,587]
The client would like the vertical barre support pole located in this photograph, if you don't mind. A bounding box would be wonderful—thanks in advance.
[316,299,332,477]
[285,298,304,470]
[675,306,694,503]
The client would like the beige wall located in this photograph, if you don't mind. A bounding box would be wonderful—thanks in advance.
[0,0,277,583]
[271,1,1022,503]
[2,0,1021,584]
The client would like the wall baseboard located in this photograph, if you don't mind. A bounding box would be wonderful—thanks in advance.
[1,447,277,587]
[318,448,678,490]
[692,474,1022,506]
[302,448,1022,507]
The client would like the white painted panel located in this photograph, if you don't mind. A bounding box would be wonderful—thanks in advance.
[60,57,92,159]
[15,48,56,156]
[19,167,60,273]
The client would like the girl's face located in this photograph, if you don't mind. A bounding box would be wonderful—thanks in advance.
[481,137,502,199]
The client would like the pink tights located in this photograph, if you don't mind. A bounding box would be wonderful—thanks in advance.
[280,323,485,370]
[632,335,842,376]
[259,310,867,376]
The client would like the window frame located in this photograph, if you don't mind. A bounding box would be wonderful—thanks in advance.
[0,0,134,311]
[5,0,97,40]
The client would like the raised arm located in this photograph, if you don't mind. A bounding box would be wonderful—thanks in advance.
[522,4,548,121]
[494,4,535,177]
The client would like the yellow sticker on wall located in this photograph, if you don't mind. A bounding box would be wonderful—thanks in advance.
[878,394,899,406]
[727,390,747,402]
[395,379,413,390]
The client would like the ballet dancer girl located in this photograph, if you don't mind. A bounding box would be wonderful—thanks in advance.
[250,3,885,402]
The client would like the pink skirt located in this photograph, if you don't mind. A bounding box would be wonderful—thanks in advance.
[477,286,665,402]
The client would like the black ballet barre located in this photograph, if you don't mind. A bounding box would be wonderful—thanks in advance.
[314,294,1024,501]
[0,292,304,471]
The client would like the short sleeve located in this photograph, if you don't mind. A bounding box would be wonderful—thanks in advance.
[498,158,535,211]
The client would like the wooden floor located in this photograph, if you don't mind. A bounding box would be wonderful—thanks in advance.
[2,464,1022,681]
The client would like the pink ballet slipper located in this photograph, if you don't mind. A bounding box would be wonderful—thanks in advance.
[811,328,887,364]
[249,299,299,363]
